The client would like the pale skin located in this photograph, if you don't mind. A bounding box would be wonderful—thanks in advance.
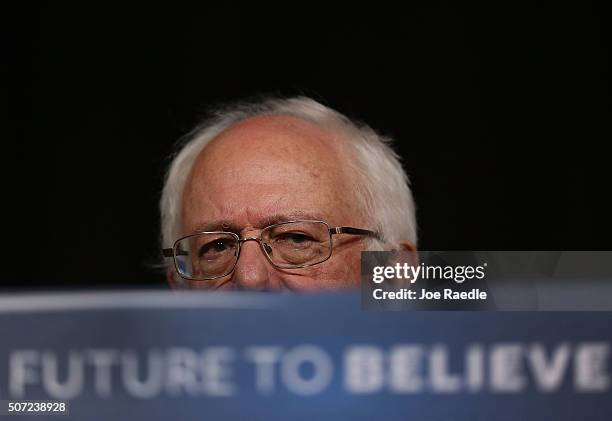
[169,115,415,291]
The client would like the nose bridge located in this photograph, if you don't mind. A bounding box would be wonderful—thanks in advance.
[231,235,271,290]
[239,236,262,244]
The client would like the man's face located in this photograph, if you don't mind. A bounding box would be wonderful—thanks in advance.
[174,115,370,291]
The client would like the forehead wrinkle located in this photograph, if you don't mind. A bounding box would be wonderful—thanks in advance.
[181,115,366,237]
[186,115,360,195]
[189,210,329,235]
[202,116,346,165]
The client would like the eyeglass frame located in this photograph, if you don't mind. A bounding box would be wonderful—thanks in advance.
[162,219,382,281]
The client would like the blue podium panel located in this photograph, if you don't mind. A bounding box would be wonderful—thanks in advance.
[0,291,610,420]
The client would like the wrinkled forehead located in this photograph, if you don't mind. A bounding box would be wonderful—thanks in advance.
[181,115,365,229]
[190,115,355,188]
[205,114,345,163]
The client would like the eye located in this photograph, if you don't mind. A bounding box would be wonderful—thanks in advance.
[284,233,310,243]
[199,238,235,257]
[275,232,315,246]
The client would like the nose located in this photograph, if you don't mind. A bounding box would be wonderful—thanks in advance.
[230,238,273,290]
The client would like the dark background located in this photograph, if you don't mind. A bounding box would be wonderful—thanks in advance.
[2,3,610,289]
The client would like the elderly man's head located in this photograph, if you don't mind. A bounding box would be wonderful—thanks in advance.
[161,97,417,290]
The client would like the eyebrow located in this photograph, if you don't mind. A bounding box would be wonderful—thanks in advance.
[190,211,327,234]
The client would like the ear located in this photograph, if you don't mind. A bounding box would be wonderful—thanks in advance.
[382,241,419,288]
[399,240,417,252]
[399,240,419,267]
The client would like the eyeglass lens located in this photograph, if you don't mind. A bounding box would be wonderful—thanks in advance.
[173,221,332,280]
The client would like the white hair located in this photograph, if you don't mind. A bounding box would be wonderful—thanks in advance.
[160,96,417,263]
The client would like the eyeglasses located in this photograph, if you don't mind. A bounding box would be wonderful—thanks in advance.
[162,220,381,281]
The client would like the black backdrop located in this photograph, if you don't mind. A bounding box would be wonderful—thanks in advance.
[2,3,611,289]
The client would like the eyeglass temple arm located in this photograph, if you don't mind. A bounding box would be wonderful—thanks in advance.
[162,248,189,257]
[329,227,382,241]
